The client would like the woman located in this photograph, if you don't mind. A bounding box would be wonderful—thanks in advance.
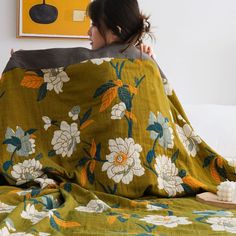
[87,0,154,57]
[11,0,154,58]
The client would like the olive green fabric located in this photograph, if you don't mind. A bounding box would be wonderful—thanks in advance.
[0,46,235,235]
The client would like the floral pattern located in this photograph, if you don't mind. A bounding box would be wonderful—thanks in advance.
[42,116,52,130]
[51,121,80,158]
[11,159,43,185]
[148,111,174,149]
[146,204,163,211]
[0,227,34,236]
[154,155,184,196]
[75,200,110,213]
[206,217,236,234]
[0,202,16,213]
[34,175,57,189]
[162,77,173,96]
[140,215,192,227]
[81,58,113,65]
[111,102,126,120]
[176,123,201,157]
[42,67,70,94]
[21,204,48,224]
[4,127,36,157]
[68,105,81,121]
[102,138,145,184]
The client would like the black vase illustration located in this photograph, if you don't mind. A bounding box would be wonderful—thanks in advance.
[29,0,58,24]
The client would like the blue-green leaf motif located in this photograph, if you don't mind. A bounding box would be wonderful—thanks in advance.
[37,83,47,101]
[118,87,132,111]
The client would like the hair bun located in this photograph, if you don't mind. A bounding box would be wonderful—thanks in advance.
[142,17,151,33]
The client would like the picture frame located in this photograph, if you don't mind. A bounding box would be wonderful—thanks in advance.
[17,0,91,39]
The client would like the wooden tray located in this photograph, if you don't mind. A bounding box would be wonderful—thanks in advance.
[196,192,236,209]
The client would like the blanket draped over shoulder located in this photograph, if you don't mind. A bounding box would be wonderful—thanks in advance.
[0,44,235,235]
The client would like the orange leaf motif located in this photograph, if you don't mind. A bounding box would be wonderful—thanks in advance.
[114,80,123,87]
[90,139,97,157]
[53,215,80,228]
[89,160,96,173]
[107,216,116,225]
[80,120,94,130]
[128,85,138,95]
[130,200,147,208]
[182,175,207,189]
[210,159,221,184]
[100,87,117,112]
[125,111,137,122]
[21,72,44,88]
[80,167,87,187]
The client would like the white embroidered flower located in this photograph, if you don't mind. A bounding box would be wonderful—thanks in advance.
[75,199,110,213]
[102,138,145,184]
[5,219,15,232]
[91,57,113,65]
[42,67,70,94]
[34,176,57,189]
[81,58,113,65]
[206,217,236,234]
[140,215,192,228]
[0,227,9,236]
[5,126,36,157]
[154,155,184,197]
[11,159,43,185]
[38,233,51,236]
[21,204,48,224]
[0,202,16,213]
[176,123,201,157]
[162,77,173,96]
[148,112,174,149]
[68,105,81,121]
[0,224,33,236]
[42,116,52,130]
[146,204,163,211]
[51,121,80,158]
[111,102,126,120]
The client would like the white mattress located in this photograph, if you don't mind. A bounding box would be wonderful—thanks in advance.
[183,104,236,160]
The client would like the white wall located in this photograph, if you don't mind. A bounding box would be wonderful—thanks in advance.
[1,0,236,105]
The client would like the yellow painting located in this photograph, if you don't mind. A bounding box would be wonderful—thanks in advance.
[17,0,91,38]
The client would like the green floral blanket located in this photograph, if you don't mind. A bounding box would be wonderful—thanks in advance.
[0,44,236,235]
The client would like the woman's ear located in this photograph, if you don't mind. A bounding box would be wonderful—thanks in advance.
[106,30,120,44]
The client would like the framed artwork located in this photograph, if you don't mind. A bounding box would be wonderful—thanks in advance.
[17,0,91,39]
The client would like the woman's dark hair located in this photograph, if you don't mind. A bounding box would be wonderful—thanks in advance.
[87,0,152,50]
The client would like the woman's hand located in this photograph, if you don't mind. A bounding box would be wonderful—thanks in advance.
[137,43,156,59]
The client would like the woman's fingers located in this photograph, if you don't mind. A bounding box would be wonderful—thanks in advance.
[139,44,154,57]
[136,44,156,59]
